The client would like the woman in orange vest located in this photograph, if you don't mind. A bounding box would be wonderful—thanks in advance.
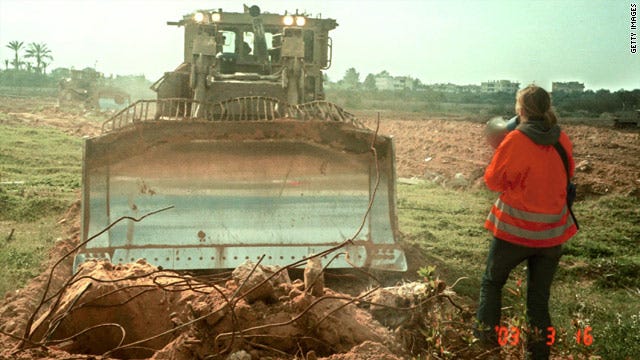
[475,85,578,360]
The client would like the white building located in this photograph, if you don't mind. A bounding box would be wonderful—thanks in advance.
[552,82,585,93]
[375,74,414,91]
[481,80,520,93]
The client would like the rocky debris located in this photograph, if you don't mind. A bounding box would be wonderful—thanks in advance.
[321,341,402,360]
[362,279,474,358]
[304,256,325,297]
[152,264,395,359]
[6,258,457,360]
[231,260,291,303]
[28,260,186,359]
[449,173,469,189]
[576,159,592,172]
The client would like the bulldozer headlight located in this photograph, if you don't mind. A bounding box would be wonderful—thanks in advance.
[295,16,306,26]
[283,14,294,26]
[194,12,206,23]
[211,12,221,22]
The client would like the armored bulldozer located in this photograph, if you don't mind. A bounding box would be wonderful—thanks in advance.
[58,68,131,111]
[75,5,407,272]
[613,110,640,128]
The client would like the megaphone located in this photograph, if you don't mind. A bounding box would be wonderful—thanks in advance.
[485,115,519,149]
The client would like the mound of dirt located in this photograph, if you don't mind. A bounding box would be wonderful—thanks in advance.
[2,255,471,360]
[28,260,183,359]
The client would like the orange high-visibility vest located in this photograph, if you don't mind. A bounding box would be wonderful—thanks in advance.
[484,130,577,247]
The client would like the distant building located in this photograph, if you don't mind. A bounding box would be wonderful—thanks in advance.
[430,83,482,93]
[481,80,520,93]
[394,76,414,91]
[552,81,585,93]
[374,74,414,91]
[460,84,481,93]
[374,74,394,90]
[429,83,460,93]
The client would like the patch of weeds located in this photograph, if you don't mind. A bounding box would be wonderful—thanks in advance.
[563,241,615,259]
[576,195,640,250]
[596,312,640,358]
[0,246,45,295]
[0,247,40,269]
[592,258,640,289]
[0,187,70,221]
[551,286,640,358]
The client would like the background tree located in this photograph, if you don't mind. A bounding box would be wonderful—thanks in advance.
[617,90,638,111]
[342,67,360,89]
[322,73,331,85]
[6,41,24,70]
[25,42,53,74]
[50,67,71,80]
[363,73,377,91]
[412,78,424,90]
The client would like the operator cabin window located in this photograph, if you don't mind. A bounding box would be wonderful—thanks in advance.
[220,30,236,53]
[264,32,282,63]
[264,32,274,51]
[242,31,254,55]
[266,32,280,62]
[240,31,275,58]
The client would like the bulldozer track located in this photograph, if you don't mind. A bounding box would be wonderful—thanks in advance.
[101,97,363,134]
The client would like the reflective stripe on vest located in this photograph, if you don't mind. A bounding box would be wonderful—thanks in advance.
[486,198,575,241]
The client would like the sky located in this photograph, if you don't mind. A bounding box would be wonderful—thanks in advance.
[0,0,638,91]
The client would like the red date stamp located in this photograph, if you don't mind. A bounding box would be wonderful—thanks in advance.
[575,326,593,346]
[494,325,593,346]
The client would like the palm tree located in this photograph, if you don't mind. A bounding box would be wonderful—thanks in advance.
[25,42,53,74]
[6,41,24,70]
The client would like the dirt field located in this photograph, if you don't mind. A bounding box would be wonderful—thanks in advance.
[0,97,638,359]
[357,110,639,198]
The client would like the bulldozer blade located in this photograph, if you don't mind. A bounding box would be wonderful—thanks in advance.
[76,120,407,272]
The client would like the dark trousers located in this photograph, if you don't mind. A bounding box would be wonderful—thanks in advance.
[475,237,562,359]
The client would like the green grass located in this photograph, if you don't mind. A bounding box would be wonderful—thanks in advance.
[398,181,494,298]
[0,124,81,220]
[398,182,640,359]
[0,219,62,295]
[0,123,82,295]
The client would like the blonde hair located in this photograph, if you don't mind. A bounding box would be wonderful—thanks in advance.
[515,85,558,127]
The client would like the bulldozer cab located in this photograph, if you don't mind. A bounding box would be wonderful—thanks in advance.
[75,5,407,273]
[151,5,335,106]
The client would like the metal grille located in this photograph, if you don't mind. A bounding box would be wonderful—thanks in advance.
[101,97,363,134]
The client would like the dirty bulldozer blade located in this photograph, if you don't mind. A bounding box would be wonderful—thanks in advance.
[75,99,407,272]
